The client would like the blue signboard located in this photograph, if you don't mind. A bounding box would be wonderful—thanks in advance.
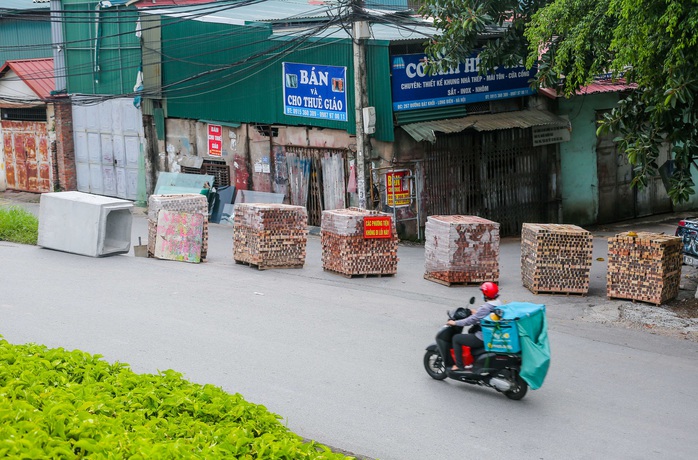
[283,62,347,121]
[391,54,535,111]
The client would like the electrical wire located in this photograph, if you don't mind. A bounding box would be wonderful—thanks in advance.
[1,0,437,105]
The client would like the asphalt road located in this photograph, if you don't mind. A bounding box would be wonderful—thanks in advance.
[1,199,697,459]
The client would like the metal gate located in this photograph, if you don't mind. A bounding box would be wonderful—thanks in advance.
[424,128,560,236]
[1,120,51,193]
[595,111,671,224]
[72,98,143,200]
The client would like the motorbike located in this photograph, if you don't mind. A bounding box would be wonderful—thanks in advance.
[676,218,698,266]
[423,297,529,400]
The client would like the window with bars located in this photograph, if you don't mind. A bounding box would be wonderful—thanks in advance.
[1,107,47,122]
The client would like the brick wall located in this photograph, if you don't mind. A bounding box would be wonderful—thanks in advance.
[54,100,77,191]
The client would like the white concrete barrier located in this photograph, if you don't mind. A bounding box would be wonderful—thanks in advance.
[38,191,133,257]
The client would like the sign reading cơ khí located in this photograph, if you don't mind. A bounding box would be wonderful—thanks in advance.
[391,54,535,111]
[283,62,347,121]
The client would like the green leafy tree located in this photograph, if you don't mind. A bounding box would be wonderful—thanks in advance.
[422,0,698,203]
[418,0,551,72]
[527,0,698,203]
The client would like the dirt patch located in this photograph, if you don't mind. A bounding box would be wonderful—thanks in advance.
[583,265,698,342]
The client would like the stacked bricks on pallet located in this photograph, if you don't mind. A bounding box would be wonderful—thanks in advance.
[148,194,209,260]
[321,207,399,276]
[423,215,500,285]
[521,223,593,295]
[607,231,682,305]
[232,203,308,269]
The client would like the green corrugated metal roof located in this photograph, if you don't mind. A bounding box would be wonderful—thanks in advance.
[402,109,569,143]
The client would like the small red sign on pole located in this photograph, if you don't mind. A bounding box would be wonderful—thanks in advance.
[364,216,392,239]
[208,124,222,157]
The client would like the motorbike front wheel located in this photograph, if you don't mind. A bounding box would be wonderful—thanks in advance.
[423,349,448,380]
[504,373,528,400]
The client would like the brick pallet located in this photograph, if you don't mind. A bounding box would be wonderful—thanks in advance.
[521,223,593,295]
[148,194,209,260]
[321,208,398,276]
[424,215,499,285]
[233,203,308,269]
[607,231,682,305]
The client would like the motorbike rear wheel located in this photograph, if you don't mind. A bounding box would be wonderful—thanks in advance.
[423,349,447,380]
[504,373,528,400]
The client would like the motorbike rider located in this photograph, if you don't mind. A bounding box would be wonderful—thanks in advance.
[446,282,502,371]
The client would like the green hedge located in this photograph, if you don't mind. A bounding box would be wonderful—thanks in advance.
[0,338,352,459]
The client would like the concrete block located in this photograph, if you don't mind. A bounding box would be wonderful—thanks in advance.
[38,191,133,257]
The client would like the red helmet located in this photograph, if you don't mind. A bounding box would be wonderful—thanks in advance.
[480,282,499,299]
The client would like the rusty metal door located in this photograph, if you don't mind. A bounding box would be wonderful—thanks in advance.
[596,122,634,224]
[424,128,559,236]
[1,120,51,193]
[0,139,6,191]
[73,98,143,200]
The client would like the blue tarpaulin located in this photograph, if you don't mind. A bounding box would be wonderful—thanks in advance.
[498,302,551,390]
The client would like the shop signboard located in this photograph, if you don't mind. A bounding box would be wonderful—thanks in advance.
[385,169,411,207]
[208,124,222,157]
[283,62,347,121]
[391,53,535,111]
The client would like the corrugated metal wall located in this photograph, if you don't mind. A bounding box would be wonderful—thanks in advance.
[160,18,395,142]
[62,1,141,95]
[424,128,560,236]
[0,18,53,64]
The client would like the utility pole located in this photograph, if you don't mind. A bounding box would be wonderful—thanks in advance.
[352,1,370,209]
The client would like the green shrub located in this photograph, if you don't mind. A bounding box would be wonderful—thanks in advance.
[0,206,39,245]
[0,338,352,459]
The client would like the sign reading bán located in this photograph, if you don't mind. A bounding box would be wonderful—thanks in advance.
[364,216,393,239]
[385,170,411,207]
[391,53,535,111]
[283,62,347,121]
[208,124,222,157]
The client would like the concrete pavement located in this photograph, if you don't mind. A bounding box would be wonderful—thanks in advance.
[2,190,698,459]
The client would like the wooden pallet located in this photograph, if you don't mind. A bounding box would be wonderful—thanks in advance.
[235,260,304,270]
[423,274,484,287]
[324,268,395,279]
[608,296,661,306]
[528,289,587,297]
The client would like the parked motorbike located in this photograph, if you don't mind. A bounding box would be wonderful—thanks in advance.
[676,218,698,266]
[423,297,528,400]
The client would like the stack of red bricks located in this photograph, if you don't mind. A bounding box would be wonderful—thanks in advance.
[521,223,593,295]
[148,194,209,259]
[424,215,500,285]
[607,231,682,305]
[233,203,308,269]
[321,207,398,276]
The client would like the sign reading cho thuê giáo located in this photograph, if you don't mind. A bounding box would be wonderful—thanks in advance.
[208,124,222,157]
[283,62,347,121]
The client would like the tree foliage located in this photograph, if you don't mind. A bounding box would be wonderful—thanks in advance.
[526,0,698,203]
[421,0,698,203]
[419,1,550,73]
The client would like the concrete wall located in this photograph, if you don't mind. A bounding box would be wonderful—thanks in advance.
[557,93,620,225]
[162,118,356,196]
[558,93,698,224]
